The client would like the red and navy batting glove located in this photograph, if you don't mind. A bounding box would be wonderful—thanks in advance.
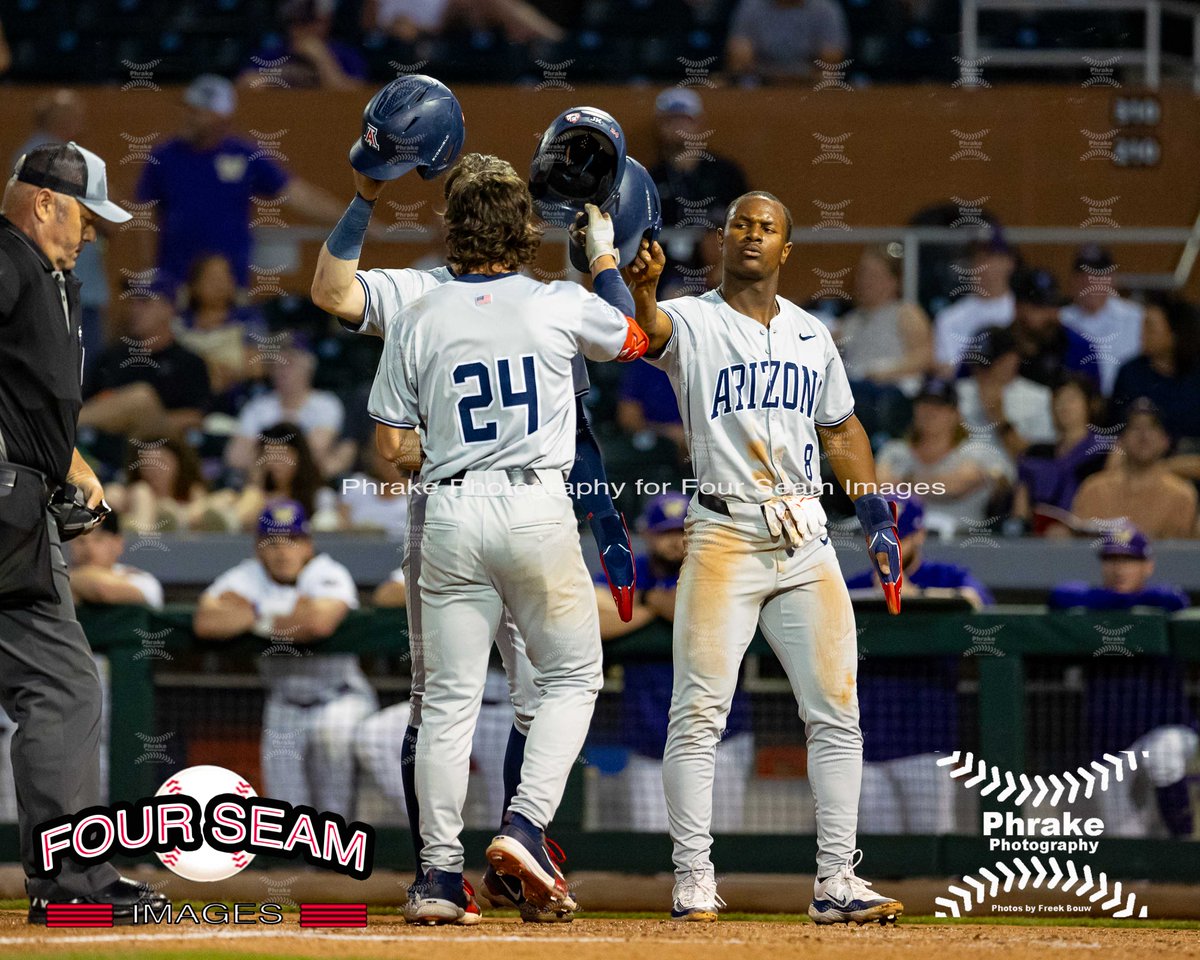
[590,511,636,622]
[855,494,903,615]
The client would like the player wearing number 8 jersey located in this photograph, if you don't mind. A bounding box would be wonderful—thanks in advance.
[628,192,904,924]
[368,157,647,923]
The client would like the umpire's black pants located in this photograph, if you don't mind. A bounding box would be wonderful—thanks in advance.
[0,515,119,896]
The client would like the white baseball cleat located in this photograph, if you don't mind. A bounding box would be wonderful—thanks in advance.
[808,850,903,925]
[671,862,724,922]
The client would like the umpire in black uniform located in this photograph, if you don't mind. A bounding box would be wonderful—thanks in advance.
[0,142,167,923]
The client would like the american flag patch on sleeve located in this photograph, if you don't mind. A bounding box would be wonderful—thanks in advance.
[475,293,492,306]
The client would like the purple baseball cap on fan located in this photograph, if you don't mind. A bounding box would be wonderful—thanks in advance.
[1098,527,1150,560]
[257,499,311,538]
[640,492,690,533]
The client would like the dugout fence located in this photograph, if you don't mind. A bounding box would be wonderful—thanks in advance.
[3,605,1196,882]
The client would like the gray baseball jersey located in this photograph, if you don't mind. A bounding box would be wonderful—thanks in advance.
[354,267,591,397]
[649,289,855,502]
[367,274,630,482]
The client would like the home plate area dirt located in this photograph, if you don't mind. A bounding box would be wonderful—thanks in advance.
[1,915,1198,960]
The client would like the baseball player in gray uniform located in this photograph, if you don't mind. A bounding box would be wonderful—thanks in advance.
[628,191,905,924]
[313,152,633,923]
[366,157,647,923]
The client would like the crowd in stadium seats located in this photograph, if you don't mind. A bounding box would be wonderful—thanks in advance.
[1,77,1191,542]
[0,0,1160,86]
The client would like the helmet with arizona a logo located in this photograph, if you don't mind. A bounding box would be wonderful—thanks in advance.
[349,75,465,181]
[529,106,627,227]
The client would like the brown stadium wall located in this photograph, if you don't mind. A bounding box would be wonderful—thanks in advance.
[0,84,1197,308]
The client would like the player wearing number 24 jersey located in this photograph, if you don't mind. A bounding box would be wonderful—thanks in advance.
[367,158,647,923]
[628,191,904,925]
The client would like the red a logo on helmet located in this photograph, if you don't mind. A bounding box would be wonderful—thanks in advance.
[364,123,380,150]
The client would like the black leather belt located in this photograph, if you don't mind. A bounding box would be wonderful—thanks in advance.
[697,492,731,516]
[437,468,543,487]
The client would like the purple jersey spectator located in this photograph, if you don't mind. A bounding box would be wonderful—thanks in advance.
[1017,431,1108,514]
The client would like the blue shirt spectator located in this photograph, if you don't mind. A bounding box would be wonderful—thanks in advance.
[1111,298,1200,445]
[137,75,342,290]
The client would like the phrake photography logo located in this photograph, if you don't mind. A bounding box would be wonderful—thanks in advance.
[933,750,1152,918]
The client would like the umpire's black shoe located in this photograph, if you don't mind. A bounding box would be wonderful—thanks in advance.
[28,876,169,925]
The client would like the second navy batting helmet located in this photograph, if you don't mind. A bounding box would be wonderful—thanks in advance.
[566,157,662,271]
[349,75,465,181]
[530,106,627,227]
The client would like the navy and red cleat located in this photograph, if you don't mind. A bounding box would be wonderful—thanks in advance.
[486,813,574,910]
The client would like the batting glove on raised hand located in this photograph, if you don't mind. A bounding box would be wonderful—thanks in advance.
[855,494,903,615]
[583,202,616,268]
[590,510,636,621]
[762,495,826,550]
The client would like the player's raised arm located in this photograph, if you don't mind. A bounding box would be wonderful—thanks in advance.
[310,171,384,322]
[627,239,673,357]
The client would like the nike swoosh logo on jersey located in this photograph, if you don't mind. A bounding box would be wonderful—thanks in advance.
[798,333,818,341]
[820,536,829,545]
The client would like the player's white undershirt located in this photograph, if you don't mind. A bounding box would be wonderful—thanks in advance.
[648,289,855,503]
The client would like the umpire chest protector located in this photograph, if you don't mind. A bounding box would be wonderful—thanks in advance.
[0,216,84,484]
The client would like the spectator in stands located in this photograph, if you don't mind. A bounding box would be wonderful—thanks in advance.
[1011,375,1110,537]
[174,253,267,416]
[136,75,343,290]
[68,510,165,611]
[109,436,214,534]
[194,501,375,818]
[875,378,1013,537]
[1049,527,1196,838]
[836,245,933,398]
[955,325,1055,461]
[13,90,110,365]
[848,496,992,834]
[1050,527,1188,612]
[1071,400,1197,539]
[80,282,212,440]
[726,0,849,82]
[339,442,410,538]
[657,209,723,300]
[846,495,993,608]
[226,340,356,479]
[649,89,748,230]
[366,0,565,42]
[1059,245,1144,397]
[593,493,753,832]
[1009,268,1100,390]
[933,235,1017,378]
[1112,297,1200,445]
[227,422,339,532]
[361,568,515,829]
[242,0,366,90]
[616,362,686,465]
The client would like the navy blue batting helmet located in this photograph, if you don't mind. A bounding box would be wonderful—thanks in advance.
[567,157,662,271]
[349,75,465,181]
[530,106,627,227]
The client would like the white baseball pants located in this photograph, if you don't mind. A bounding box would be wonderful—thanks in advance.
[663,498,863,880]
[414,471,603,873]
